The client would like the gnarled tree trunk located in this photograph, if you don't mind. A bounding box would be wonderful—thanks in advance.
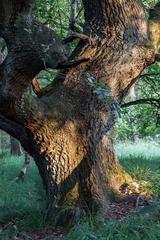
[0,0,155,213]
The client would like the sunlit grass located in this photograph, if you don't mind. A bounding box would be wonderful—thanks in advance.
[115,141,160,192]
[115,141,160,160]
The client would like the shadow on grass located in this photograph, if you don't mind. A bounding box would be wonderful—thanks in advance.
[0,153,50,239]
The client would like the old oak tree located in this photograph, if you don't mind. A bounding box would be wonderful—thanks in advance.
[0,0,157,214]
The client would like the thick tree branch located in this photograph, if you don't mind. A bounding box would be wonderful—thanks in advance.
[0,114,27,141]
[63,32,89,44]
[0,0,91,103]
[0,0,85,106]
[31,78,41,94]
[121,98,160,108]
[0,20,66,99]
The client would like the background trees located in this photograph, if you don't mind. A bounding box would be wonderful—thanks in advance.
[115,62,160,141]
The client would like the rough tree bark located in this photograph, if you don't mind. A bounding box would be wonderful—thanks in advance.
[0,0,155,213]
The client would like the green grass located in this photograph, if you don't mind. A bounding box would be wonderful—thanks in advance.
[0,141,160,239]
[66,212,160,240]
[115,141,160,192]
[0,152,48,239]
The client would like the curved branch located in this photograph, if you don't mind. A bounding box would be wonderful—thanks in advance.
[0,0,68,100]
[0,114,28,142]
[31,78,41,94]
[121,98,160,108]
[63,32,89,44]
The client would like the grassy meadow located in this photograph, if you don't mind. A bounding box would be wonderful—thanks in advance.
[0,141,160,239]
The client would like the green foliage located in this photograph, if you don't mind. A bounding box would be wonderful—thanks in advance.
[33,0,83,37]
[34,0,70,36]
[143,0,159,9]
[114,62,160,140]
[114,104,159,141]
